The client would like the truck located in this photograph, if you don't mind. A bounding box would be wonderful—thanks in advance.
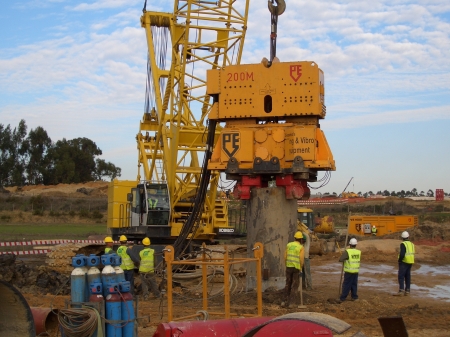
[348,215,418,236]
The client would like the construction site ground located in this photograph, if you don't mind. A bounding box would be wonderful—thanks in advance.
[6,234,448,337]
[1,183,450,336]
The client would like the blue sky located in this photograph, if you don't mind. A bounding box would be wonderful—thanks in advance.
[1,0,449,195]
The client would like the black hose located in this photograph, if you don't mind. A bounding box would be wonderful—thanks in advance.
[172,120,217,258]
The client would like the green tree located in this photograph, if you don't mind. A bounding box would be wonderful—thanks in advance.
[0,120,28,186]
[0,123,13,187]
[383,190,390,196]
[95,158,122,181]
[26,126,52,185]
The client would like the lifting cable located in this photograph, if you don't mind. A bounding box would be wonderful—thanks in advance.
[267,0,286,66]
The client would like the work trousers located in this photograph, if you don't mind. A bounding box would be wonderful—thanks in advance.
[124,269,135,295]
[284,267,300,305]
[340,272,358,301]
[141,273,161,299]
[398,262,413,291]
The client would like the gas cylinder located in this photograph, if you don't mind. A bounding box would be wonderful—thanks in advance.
[101,254,117,297]
[119,282,135,337]
[105,283,122,337]
[71,254,87,307]
[88,282,104,337]
[112,254,126,283]
[87,254,101,302]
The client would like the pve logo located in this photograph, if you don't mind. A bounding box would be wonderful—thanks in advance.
[222,132,240,158]
[290,64,302,82]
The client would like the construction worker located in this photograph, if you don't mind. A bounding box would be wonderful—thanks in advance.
[371,225,377,236]
[394,231,415,296]
[339,238,361,302]
[139,237,161,300]
[104,236,114,254]
[116,235,140,295]
[281,231,305,308]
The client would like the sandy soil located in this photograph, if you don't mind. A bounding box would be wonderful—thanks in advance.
[3,181,109,198]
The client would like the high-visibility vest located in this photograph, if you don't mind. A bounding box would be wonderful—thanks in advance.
[343,248,361,274]
[148,198,158,209]
[117,245,135,270]
[139,248,155,273]
[372,227,377,235]
[105,247,113,254]
[400,241,415,264]
[286,241,302,270]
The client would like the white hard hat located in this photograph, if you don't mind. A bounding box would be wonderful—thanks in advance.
[349,238,358,245]
[401,231,409,239]
[372,225,376,228]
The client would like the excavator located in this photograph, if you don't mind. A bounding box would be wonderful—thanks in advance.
[47,0,336,272]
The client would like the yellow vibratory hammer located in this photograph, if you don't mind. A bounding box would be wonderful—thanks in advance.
[207,0,335,200]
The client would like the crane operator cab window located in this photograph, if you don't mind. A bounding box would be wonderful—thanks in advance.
[146,185,170,226]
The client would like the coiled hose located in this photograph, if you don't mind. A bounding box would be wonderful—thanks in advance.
[58,308,99,337]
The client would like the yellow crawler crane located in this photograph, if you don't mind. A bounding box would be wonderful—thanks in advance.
[207,60,335,199]
[107,0,250,255]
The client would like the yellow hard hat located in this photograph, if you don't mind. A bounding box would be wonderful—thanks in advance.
[294,231,304,239]
[104,236,113,243]
[142,237,151,246]
[119,235,127,242]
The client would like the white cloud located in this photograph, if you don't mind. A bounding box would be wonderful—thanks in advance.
[72,0,142,11]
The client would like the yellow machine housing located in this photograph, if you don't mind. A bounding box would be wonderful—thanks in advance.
[348,215,419,236]
[207,61,335,199]
[297,207,335,233]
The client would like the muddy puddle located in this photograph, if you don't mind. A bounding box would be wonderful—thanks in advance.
[315,263,450,302]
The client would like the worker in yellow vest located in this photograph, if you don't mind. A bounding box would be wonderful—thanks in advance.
[371,226,377,236]
[139,237,161,300]
[116,235,140,295]
[339,238,361,302]
[104,236,115,254]
[393,231,415,296]
[281,231,305,308]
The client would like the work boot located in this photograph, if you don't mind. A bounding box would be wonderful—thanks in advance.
[404,291,410,296]
[393,290,404,296]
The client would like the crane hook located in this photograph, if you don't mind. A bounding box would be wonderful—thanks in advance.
[268,0,286,16]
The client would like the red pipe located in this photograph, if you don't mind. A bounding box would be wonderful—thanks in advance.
[152,316,334,337]
[30,307,59,336]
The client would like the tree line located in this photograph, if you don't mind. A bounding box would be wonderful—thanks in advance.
[0,120,121,187]
[323,188,448,198]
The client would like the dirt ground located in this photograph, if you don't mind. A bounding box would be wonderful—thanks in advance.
[18,235,450,337]
[2,183,449,336]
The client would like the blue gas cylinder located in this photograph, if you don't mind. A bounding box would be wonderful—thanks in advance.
[119,282,135,337]
[71,254,87,307]
[105,283,122,337]
[101,254,117,297]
